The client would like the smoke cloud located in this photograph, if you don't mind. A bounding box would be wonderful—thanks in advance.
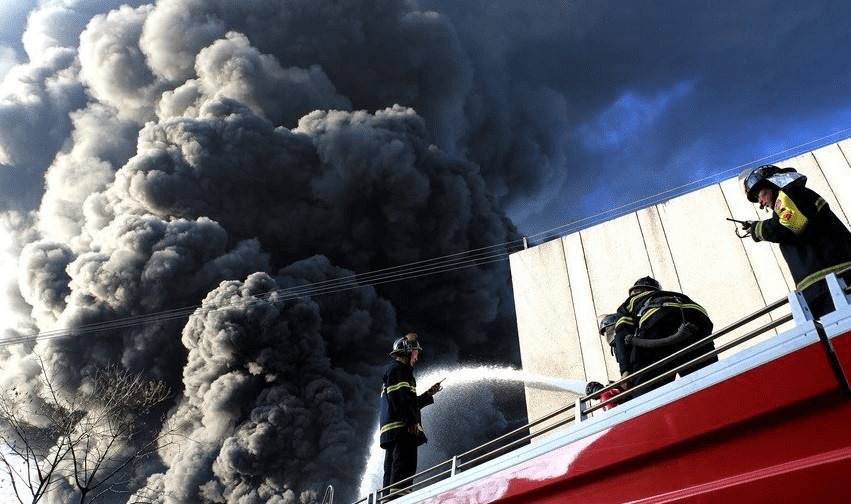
[0,1,546,501]
[5,0,848,501]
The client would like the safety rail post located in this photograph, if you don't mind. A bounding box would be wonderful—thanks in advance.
[575,397,586,422]
[450,455,458,477]
[788,289,813,324]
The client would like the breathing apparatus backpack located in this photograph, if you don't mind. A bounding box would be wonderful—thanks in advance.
[626,291,710,348]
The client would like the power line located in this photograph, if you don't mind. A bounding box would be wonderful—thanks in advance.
[2,127,850,347]
[528,125,851,241]
[0,244,523,347]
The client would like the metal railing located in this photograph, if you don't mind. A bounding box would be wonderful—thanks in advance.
[355,269,851,503]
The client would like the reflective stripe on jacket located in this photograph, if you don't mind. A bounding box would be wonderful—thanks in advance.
[752,182,851,290]
[614,290,712,374]
[379,360,433,448]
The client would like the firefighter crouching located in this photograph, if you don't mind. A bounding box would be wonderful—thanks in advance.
[613,277,718,395]
[379,333,443,498]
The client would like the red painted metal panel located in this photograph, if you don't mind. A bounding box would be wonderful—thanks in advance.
[830,329,851,381]
[425,341,851,504]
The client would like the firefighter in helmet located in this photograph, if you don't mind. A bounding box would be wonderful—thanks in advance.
[379,333,442,498]
[584,314,618,394]
[583,314,624,409]
[598,313,618,356]
[613,276,718,394]
[738,165,851,317]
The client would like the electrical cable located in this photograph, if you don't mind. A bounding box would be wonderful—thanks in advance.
[0,247,523,347]
[2,127,849,347]
[528,125,851,241]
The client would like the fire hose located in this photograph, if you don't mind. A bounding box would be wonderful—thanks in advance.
[626,321,700,348]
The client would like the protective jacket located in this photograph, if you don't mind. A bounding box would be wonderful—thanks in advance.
[752,180,851,290]
[614,289,714,375]
[379,360,434,448]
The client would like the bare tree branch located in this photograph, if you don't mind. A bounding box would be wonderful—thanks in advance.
[0,361,174,504]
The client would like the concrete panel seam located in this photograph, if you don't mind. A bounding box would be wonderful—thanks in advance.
[719,182,770,307]
[644,205,683,290]
[635,211,658,280]
[837,142,851,225]
[561,237,587,381]
[578,231,607,373]
[809,150,850,224]
[657,204,683,291]
[839,141,851,168]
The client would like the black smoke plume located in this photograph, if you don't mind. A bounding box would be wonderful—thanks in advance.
[0,1,565,502]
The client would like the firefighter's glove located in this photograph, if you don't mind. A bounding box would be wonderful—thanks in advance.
[408,423,424,435]
[678,322,699,339]
[427,382,443,396]
[730,220,755,239]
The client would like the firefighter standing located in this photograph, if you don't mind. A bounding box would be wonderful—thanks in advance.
[738,165,851,317]
[613,277,718,393]
[379,333,442,498]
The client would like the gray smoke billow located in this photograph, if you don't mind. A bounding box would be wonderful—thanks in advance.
[0,0,579,502]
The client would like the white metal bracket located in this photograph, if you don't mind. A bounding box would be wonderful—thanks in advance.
[788,289,813,325]
[825,272,851,310]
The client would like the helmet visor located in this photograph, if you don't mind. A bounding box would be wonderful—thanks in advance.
[743,166,778,202]
[604,325,616,346]
[745,170,765,203]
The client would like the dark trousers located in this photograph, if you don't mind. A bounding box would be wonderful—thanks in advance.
[630,346,717,392]
[383,435,417,495]
[802,271,851,319]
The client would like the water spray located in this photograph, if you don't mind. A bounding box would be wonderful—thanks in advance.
[356,364,589,498]
[418,365,588,394]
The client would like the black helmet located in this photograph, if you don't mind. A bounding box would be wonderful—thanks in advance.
[739,165,805,203]
[739,165,781,203]
[390,332,423,357]
[598,314,618,335]
[629,276,660,296]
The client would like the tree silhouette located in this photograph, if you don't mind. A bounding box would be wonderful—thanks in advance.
[0,359,173,504]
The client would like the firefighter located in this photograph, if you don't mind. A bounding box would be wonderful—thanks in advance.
[613,277,718,394]
[584,314,624,409]
[379,333,442,498]
[598,313,618,355]
[738,165,851,317]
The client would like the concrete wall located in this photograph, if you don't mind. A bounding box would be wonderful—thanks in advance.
[510,137,851,423]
